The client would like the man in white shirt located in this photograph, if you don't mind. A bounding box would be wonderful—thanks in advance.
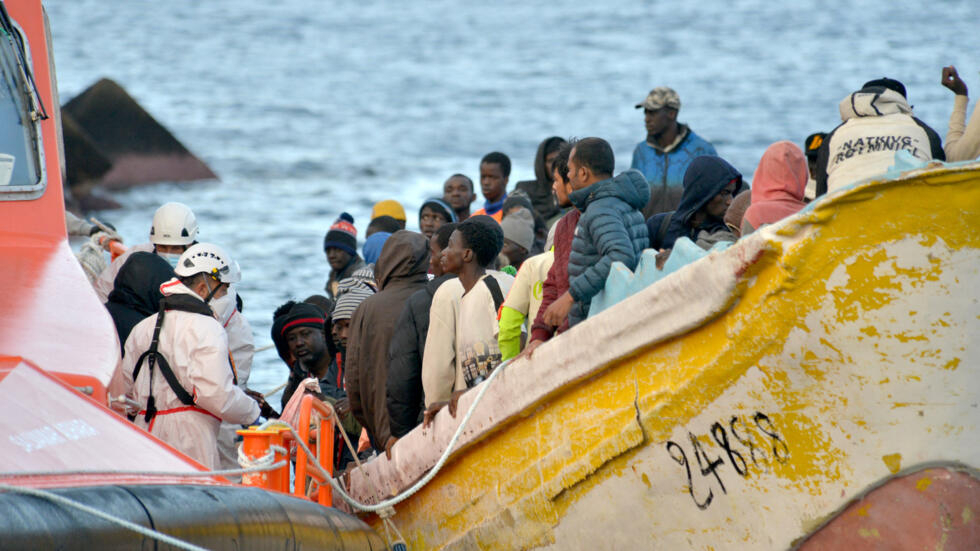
[422,216,513,423]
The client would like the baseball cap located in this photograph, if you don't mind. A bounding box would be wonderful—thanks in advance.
[804,133,827,160]
[636,86,681,111]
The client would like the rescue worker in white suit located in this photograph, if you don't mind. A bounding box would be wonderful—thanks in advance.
[94,202,199,303]
[208,262,258,477]
[122,243,276,469]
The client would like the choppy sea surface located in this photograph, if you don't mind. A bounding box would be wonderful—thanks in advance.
[45,0,978,395]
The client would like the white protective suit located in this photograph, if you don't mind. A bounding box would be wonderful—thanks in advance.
[122,279,260,469]
[94,242,155,303]
[211,286,256,475]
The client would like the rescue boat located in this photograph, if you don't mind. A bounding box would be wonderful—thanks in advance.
[0,1,383,548]
[345,159,980,549]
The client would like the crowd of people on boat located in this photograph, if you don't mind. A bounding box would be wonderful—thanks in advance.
[84,67,980,474]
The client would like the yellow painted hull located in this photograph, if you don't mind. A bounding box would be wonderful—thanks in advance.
[350,162,980,549]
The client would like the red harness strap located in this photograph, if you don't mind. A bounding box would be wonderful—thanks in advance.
[139,405,221,432]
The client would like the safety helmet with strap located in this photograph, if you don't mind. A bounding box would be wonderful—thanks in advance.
[175,242,241,284]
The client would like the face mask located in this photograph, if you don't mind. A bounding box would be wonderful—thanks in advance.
[158,251,181,269]
[210,286,237,325]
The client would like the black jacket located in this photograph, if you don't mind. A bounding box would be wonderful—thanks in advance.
[104,252,174,354]
[386,274,455,437]
[653,156,743,250]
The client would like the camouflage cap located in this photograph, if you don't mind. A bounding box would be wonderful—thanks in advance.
[635,86,681,111]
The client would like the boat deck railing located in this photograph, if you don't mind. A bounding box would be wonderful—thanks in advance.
[238,394,334,507]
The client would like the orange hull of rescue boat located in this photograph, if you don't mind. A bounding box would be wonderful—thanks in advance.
[0,0,219,487]
[0,0,118,405]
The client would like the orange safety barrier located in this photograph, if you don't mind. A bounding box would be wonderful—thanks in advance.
[237,394,335,507]
[238,424,289,492]
[294,394,334,507]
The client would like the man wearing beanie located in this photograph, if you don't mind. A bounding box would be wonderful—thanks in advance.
[499,207,534,269]
[272,300,361,470]
[324,212,366,299]
[272,302,334,409]
[330,277,377,368]
[345,230,430,453]
[370,199,407,230]
[418,198,457,239]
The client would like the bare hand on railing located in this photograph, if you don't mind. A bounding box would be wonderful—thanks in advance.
[518,339,544,360]
[422,401,447,428]
[384,436,398,459]
[447,390,466,417]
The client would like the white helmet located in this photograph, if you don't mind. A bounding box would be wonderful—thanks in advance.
[174,243,241,284]
[150,202,199,246]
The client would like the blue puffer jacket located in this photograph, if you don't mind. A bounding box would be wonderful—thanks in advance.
[567,169,650,326]
[631,125,717,218]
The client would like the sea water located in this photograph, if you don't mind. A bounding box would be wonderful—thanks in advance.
[45,0,979,397]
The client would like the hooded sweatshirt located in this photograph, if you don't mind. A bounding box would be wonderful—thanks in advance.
[742,141,808,233]
[515,137,565,223]
[345,230,430,450]
[815,87,944,195]
[567,169,650,325]
[656,156,743,251]
[105,252,175,353]
[94,242,156,303]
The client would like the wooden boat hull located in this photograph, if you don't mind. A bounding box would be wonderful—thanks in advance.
[349,163,980,549]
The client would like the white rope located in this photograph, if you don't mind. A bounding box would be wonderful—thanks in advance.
[237,444,287,470]
[254,343,276,353]
[0,483,208,551]
[262,380,289,398]
[269,358,511,514]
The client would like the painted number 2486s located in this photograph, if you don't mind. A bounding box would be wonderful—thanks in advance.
[665,412,790,510]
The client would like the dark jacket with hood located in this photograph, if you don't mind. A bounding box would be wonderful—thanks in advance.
[345,230,430,450]
[105,251,175,353]
[386,273,456,438]
[515,136,565,224]
[650,156,742,251]
[567,169,650,326]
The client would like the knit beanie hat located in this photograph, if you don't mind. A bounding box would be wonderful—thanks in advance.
[270,301,327,364]
[419,198,458,224]
[502,190,534,215]
[324,212,357,256]
[331,277,375,322]
[499,207,535,251]
[371,199,407,223]
[362,232,391,265]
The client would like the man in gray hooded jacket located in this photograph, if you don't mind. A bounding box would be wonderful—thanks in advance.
[543,138,649,328]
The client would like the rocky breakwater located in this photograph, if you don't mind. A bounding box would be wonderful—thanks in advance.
[61,78,216,210]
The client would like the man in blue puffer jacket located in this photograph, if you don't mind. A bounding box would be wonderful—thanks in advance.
[542,138,649,328]
[631,86,717,218]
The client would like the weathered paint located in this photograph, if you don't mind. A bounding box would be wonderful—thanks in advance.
[347,163,980,550]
